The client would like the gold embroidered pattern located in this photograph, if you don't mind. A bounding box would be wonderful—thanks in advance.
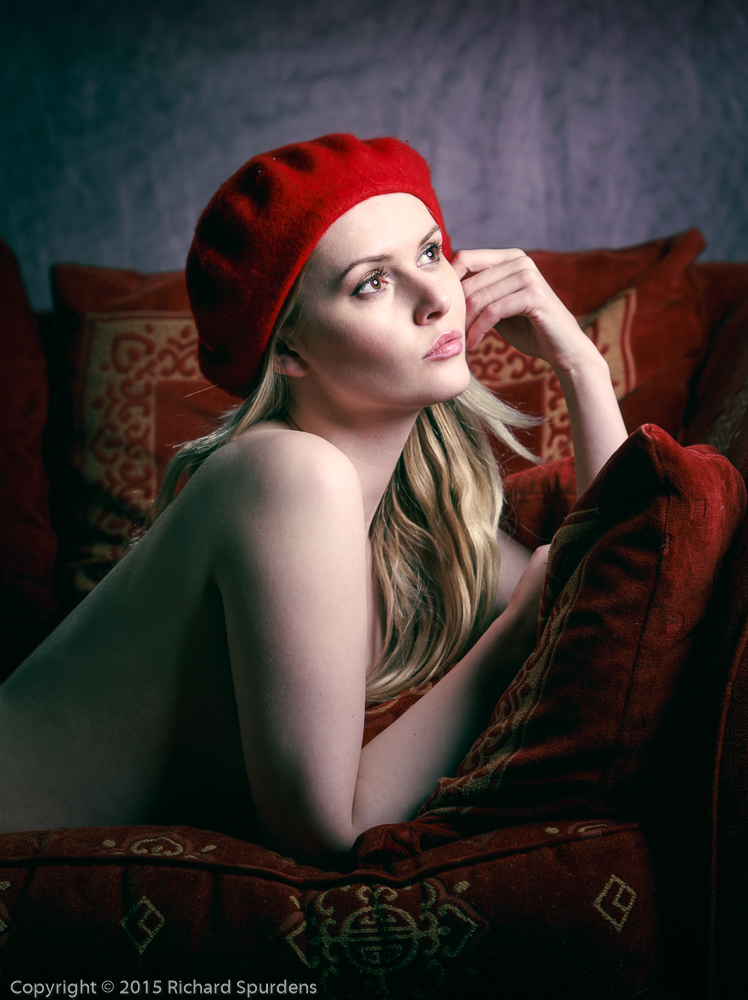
[594,875,637,932]
[121,895,166,954]
[575,822,615,836]
[283,880,485,998]
[129,836,184,857]
[78,313,202,516]
[70,313,232,596]
[101,832,217,861]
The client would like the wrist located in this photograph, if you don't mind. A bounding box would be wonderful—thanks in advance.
[553,338,610,383]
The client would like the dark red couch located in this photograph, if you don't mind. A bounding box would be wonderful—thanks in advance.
[1,230,747,998]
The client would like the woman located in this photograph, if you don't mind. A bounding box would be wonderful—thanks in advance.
[0,134,627,863]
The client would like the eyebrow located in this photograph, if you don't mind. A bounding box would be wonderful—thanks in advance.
[336,224,441,284]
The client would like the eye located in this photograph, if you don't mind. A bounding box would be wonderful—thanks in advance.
[420,241,443,264]
[354,268,389,296]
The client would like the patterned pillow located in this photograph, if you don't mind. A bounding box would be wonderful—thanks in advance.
[49,265,235,605]
[410,425,746,839]
[472,229,709,472]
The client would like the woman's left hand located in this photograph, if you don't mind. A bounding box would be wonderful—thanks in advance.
[451,248,594,373]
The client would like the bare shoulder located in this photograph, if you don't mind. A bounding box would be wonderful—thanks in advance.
[189,424,364,538]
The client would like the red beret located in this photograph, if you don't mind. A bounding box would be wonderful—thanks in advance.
[186,133,452,396]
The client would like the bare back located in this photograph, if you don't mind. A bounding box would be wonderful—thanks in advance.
[0,422,375,841]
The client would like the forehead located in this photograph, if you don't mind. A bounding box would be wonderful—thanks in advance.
[308,193,437,275]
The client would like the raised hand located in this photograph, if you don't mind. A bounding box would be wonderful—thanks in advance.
[451,248,595,374]
[452,246,628,494]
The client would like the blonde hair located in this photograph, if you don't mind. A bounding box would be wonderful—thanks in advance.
[155,270,538,704]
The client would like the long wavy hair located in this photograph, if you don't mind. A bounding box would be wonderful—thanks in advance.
[153,267,539,704]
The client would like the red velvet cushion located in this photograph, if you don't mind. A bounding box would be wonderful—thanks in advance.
[48,265,236,607]
[0,818,660,994]
[393,426,746,843]
[501,455,578,548]
[471,230,709,473]
[0,239,58,680]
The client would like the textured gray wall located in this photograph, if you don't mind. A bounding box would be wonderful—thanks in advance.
[2,0,747,310]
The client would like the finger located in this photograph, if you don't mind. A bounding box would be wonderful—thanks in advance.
[464,269,538,335]
[450,247,527,280]
[466,325,485,351]
[462,262,544,334]
[467,288,540,346]
[461,255,539,302]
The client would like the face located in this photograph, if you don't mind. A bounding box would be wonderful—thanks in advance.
[280,193,470,420]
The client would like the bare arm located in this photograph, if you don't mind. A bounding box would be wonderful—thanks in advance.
[453,248,629,495]
[206,430,546,864]
[555,349,628,494]
[496,527,535,611]
[353,545,548,836]
[210,431,369,860]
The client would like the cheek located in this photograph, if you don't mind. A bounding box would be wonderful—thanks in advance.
[313,308,397,358]
[303,320,396,376]
[342,333,403,374]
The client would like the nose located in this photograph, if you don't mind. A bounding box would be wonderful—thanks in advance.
[413,271,451,325]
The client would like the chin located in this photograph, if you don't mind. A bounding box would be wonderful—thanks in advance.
[430,362,472,403]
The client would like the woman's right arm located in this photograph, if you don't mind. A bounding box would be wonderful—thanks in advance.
[203,431,545,864]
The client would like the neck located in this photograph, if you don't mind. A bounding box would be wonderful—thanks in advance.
[285,402,419,530]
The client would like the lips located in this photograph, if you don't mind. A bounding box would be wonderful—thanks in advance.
[423,329,463,360]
